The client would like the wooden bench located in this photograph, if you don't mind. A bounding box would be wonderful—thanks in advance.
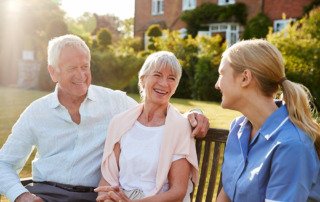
[191,128,229,202]
[1,128,229,202]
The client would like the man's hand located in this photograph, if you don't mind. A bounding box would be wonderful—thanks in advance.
[187,111,209,138]
[15,192,43,202]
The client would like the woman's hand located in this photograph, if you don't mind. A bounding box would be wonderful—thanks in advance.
[108,188,132,202]
[95,185,121,202]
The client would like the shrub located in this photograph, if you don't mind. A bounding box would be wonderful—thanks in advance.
[181,2,247,37]
[242,13,271,39]
[90,49,144,90]
[267,8,320,109]
[146,24,163,51]
[97,28,112,49]
[152,30,226,101]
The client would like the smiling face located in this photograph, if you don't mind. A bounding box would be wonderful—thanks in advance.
[141,66,178,107]
[215,57,243,110]
[48,45,91,101]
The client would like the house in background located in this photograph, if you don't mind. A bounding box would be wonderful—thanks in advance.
[134,0,313,47]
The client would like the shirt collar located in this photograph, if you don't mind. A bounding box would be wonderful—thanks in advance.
[49,84,96,109]
[259,100,289,140]
[237,100,289,142]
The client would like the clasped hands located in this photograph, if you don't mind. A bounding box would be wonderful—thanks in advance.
[95,186,131,202]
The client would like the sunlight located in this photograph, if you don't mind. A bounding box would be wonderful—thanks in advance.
[8,0,20,13]
[60,0,134,20]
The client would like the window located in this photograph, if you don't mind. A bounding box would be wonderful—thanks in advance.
[152,0,164,15]
[273,19,295,32]
[206,23,239,47]
[218,0,235,6]
[183,0,196,11]
[179,28,188,38]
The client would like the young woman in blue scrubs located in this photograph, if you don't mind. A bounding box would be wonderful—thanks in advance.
[215,39,320,202]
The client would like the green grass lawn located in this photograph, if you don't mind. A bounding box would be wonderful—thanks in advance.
[0,86,241,201]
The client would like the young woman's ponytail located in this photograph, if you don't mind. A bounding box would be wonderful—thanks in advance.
[281,80,320,158]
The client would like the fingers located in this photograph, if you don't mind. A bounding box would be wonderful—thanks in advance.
[191,113,209,138]
[187,113,198,127]
[95,185,120,193]
[95,186,121,201]
[108,191,123,201]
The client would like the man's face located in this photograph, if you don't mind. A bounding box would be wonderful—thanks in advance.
[49,46,91,100]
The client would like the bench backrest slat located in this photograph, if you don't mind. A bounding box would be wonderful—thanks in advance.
[192,128,229,202]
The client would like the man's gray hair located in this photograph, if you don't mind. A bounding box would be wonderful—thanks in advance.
[47,34,90,71]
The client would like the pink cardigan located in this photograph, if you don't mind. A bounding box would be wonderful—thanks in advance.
[101,103,199,196]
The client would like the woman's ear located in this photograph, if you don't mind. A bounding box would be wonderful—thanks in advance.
[241,69,253,87]
[140,76,145,88]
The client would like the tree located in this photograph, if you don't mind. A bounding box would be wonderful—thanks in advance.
[120,18,134,39]
[97,28,112,49]
[242,13,271,39]
[0,0,68,89]
[146,24,162,51]
[65,12,96,37]
[153,30,225,100]
[267,7,320,109]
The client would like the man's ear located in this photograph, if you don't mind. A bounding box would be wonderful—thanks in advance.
[48,65,58,83]
[241,69,253,87]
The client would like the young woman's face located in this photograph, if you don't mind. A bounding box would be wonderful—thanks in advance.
[215,57,243,110]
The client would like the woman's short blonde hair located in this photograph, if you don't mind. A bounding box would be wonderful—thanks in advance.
[138,51,182,100]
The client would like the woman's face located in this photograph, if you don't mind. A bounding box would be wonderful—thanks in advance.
[141,66,178,107]
[215,57,243,110]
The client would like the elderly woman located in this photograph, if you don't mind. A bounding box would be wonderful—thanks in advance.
[95,51,199,202]
[215,39,320,202]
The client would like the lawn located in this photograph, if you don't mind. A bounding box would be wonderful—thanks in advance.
[0,86,241,201]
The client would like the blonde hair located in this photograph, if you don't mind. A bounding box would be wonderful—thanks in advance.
[138,51,182,101]
[224,39,320,158]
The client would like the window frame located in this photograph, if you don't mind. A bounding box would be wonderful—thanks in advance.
[273,19,295,32]
[152,0,164,15]
[182,0,197,11]
[218,0,235,6]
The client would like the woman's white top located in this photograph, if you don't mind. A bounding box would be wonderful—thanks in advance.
[119,121,192,201]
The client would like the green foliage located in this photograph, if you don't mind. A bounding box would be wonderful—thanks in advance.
[303,0,320,16]
[97,28,112,49]
[267,7,320,109]
[146,24,163,37]
[90,49,145,90]
[146,24,163,51]
[242,13,271,39]
[194,35,226,101]
[181,2,247,37]
[65,13,96,36]
[152,30,226,101]
[120,18,134,39]
[116,37,143,53]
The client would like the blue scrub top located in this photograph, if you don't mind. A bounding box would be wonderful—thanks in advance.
[221,102,320,202]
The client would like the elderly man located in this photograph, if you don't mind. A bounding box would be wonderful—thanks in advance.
[0,35,209,202]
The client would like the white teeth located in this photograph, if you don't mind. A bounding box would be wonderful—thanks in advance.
[154,89,167,94]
